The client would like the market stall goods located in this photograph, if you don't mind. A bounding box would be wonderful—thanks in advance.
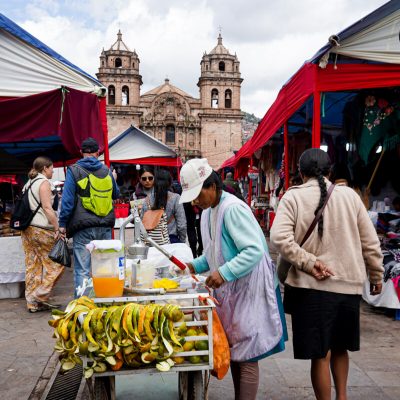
[49,296,210,377]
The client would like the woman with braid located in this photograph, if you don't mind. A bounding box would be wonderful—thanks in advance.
[271,149,383,400]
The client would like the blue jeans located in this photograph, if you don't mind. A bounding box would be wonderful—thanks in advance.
[73,227,111,297]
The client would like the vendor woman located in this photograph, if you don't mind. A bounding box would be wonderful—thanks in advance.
[178,158,287,400]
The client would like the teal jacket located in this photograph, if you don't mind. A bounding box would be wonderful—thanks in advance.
[192,191,269,281]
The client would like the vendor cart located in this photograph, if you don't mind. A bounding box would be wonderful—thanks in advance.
[80,292,215,400]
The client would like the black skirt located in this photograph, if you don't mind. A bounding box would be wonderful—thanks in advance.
[286,286,361,360]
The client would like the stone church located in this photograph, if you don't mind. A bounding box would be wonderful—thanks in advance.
[96,31,243,168]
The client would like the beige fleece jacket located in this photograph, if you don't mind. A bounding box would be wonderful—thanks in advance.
[270,178,383,295]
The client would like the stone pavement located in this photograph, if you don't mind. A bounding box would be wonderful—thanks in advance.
[0,266,399,400]
[0,267,74,400]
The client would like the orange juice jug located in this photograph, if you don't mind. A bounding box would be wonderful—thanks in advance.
[90,241,125,298]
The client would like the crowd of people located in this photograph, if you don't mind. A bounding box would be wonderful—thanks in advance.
[19,139,384,400]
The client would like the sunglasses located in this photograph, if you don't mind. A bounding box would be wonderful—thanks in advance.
[141,176,154,182]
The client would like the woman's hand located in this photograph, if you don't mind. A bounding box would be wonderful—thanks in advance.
[55,227,66,240]
[206,271,225,289]
[310,260,335,281]
[370,282,382,295]
[169,262,194,276]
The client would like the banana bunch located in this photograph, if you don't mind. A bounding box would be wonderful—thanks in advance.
[49,297,185,377]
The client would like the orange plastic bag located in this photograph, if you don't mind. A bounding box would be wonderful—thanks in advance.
[210,308,230,379]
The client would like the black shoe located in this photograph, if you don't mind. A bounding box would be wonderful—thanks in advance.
[28,304,51,313]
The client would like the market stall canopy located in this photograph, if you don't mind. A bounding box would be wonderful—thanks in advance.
[100,125,182,167]
[0,13,104,97]
[312,0,400,66]
[0,14,108,169]
[222,0,400,174]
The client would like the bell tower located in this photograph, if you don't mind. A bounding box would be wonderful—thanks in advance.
[96,30,143,138]
[197,34,243,168]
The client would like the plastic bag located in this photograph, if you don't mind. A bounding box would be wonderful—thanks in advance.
[49,238,71,267]
[211,308,230,379]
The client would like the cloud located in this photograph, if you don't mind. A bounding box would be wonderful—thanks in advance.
[6,0,388,118]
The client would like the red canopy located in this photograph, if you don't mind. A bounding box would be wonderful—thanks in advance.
[0,87,108,164]
[0,175,17,184]
[223,62,400,175]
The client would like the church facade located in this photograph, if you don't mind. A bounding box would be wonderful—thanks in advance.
[96,31,243,168]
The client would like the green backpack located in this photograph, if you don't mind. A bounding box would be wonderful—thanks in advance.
[75,166,113,217]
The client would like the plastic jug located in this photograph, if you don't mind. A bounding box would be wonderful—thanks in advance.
[91,244,125,298]
[134,259,155,289]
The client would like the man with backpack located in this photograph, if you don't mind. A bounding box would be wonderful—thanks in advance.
[58,138,120,297]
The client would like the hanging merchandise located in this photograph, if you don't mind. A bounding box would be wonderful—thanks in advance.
[248,166,259,181]
[359,96,396,164]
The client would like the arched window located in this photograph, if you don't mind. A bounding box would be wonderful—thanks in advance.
[122,86,129,105]
[235,65,239,71]
[219,61,225,71]
[166,125,175,144]
[101,61,104,67]
[108,85,115,105]
[206,64,209,71]
[225,89,232,109]
[115,58,122,68]
[211,89,218,108]
[132,62,135,68]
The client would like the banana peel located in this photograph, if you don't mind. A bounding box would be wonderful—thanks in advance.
[50,298,190,375]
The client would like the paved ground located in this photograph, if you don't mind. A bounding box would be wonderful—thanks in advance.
[0,267,399,400]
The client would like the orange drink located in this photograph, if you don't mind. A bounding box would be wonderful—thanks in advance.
[92,276,124,297]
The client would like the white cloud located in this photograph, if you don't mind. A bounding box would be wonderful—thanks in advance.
[7,0,388,117]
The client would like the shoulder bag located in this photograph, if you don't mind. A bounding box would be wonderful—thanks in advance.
[142,197,164,231]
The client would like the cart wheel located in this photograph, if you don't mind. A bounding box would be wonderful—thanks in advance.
[94,377,111,400]
[178,371,189,400]
[188,371,204,400]
[179,371,204,400]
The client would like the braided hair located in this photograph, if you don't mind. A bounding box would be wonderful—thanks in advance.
[299,149,332,237]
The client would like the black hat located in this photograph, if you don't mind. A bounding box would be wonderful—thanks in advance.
[81,138,99,153]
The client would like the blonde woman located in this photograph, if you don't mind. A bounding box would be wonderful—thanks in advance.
[21,157,64,313]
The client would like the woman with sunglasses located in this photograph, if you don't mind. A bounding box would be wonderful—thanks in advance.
[132,166,155,202]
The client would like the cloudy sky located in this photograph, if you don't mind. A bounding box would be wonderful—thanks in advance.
[1,0,388,117]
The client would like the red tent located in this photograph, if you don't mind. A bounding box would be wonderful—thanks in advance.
[222,1,400,184]
[0,14,108,170]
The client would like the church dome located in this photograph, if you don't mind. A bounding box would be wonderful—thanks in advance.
[209,33,230,55]
[109,30,131,52]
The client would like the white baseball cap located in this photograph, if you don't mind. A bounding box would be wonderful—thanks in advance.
[179,158,213,204]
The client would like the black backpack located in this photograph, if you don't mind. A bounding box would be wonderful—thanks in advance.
[10,178,43,231]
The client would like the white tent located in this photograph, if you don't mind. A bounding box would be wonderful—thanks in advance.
[315,0,400,67]
[100,125,182,167]
[0,13,104,97]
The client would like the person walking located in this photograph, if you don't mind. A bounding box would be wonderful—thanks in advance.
[21,157,64,312]
[178,158,286,400]
[184,203,203,257]
[58,138,120,297]
[223,171,244,201]
[270,148,384,400]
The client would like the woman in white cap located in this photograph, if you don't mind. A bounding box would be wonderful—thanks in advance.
[179,158,287,400]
